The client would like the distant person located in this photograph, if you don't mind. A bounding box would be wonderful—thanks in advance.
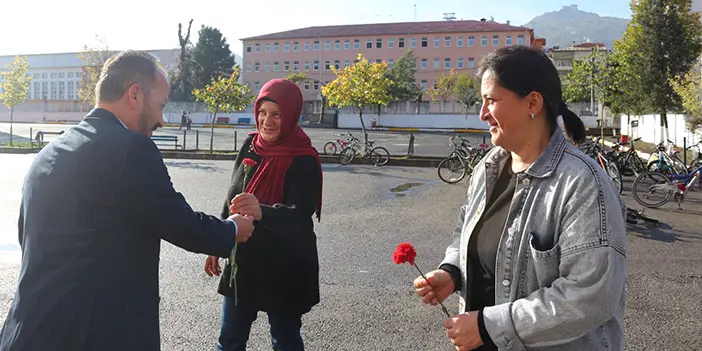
[0,50,255,351]
[413,46,626,351]
[204,79,323,351]
[179,109,187,129]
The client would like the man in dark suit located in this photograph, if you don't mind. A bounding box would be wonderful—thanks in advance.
[0,50,253,350]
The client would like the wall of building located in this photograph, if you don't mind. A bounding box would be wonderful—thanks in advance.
[620,113,702,146]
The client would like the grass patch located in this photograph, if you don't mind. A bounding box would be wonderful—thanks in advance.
[0,142,46,149]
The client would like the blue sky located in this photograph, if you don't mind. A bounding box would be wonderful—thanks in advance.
[0,0,632,57]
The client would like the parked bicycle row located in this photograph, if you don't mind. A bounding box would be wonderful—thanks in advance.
[322,132,390,166]
[436,135,492,184]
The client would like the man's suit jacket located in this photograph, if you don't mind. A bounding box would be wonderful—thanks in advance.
[0,108,237,351]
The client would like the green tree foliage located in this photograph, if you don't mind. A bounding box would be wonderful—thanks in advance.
[428,70,458,112]
[0,56,32,146]
[193,66,254,151]
[191,25,236,92]
[285,71,309,84]
[77,35,111,108]
[453,72,480,115]
[322,54,392,142]
[670,70,702,132]
[386,49,422,103]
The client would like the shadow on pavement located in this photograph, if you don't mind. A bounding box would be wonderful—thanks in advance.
[0,131,30,144]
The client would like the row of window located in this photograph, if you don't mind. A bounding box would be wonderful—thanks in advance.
[245,34,527,53]
[245,56,478,73]
[27,80,79,100]
[29,71,83,80]
[246,78,444,92]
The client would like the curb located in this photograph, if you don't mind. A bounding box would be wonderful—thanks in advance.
[163,123,255,129]
[0,147,41,154]
[369,127,487,133]
[160,151,443,167]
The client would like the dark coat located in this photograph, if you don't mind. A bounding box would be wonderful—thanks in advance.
[217,135,321,314]
[0,108,238,351]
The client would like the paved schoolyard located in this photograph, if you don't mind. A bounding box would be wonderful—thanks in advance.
[0,155,700,350]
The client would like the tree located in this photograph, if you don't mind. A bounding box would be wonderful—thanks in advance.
[193,66,254,152]
[285,71,308,84]
[453,72,480,116]
[386,49,422,104]
[604,43,649,119]
[77,35,112,108]
[191,25,236,91]
[670,70,702,133]
[428,70,458,112]
[0,56,32,146]
[322,54,392,143]
[619,0,702,142]
[170,19,196,101]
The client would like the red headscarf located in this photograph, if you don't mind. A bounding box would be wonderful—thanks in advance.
[245,79,323,221]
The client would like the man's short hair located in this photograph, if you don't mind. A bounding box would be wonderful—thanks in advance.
[94,50,161,102]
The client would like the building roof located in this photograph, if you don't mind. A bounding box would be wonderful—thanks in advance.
[241,20,532,41]
[0,49,182,70]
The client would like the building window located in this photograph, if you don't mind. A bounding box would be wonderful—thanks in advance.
[344,40,350,50]
[334,60,340,69]
[481,36,488,46]
[304,81,310,90]
[444,36,451,47]
[376,39,382,48]
[399,38,405,48]
[388,59,394,68]
[254,62,260,72]
[388,39,394,49]
[444,58,451,69]
[50,82,57,99]
[246,64,252,72]
[285,42,290,52]
[41,82,48,99]
[421,37,428,47]
[325,60,330,71]
[273,61,279,72]
[421,58,427,69]
[344,60,350,67]
[67,72,74,78]
[265,62,270,72]
[255,44,260,52]
[293,61,299,71]
[313,41,319,51]
[413,59,417,69]
[457,58,464,69]
[284,61,290,71]
[334,40,341,50]
[366,40,373,49]
[314,80,320,90]
[325,40,331,50]
[433,37,440,47]
[42,73,47,79]
[313,60,320,71]
[254,81,260,90]
[421,80,428,90]
[58,72,65,79]
[433,58,440,69]
[376,59,382,64]
[492,35,499,46]
[265,43,271,52]
[51,73,57,79]
[33,82,40,100]
[304,61,310,71]
[354,39,360,49]
[67,81,74,100]
[412,38,418,48]
[518,35,525,45]
[506,36,513,46]
[273,42,279,52]
[468,57,475,68]
[58,81,65,99]
[246,45,251,53]
[468,36,475,46]
[294,42,300,51]
[457,37,464,47]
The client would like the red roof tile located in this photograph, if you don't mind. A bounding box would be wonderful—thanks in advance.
[241,20,532,41]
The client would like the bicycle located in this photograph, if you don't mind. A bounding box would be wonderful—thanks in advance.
[437,136,490,184]
[631,164,702,210]
[582,137,623,194]
[338,136,390,166]
[323,133,352,155]
[611,137,646,177]
[646,140,688,175]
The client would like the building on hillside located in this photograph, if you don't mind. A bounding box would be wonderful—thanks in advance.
[240,19,545,114]
[547,42,609,77]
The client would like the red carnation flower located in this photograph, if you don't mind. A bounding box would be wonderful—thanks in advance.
[393,242,451,318]
[393,243,417,266]
[242,158,257,167]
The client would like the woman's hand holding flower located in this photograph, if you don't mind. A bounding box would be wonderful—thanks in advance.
[229,193,262,221]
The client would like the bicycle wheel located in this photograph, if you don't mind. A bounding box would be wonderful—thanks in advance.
[339,147,355,165]
[438,156,467,184]
[629,154,645,175]
[606,161,623,194]
[632,171,674,208]
[323,142,337,155]
[370,147,390,166]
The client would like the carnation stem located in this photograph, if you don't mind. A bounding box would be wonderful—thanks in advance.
[413,262,451,318]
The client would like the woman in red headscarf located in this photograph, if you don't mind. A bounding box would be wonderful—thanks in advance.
[204,79,323,351]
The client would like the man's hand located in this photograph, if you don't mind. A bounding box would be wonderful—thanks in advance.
[204,256,221,276]
[229,193,262,221]
[443,312,483,351]
[414,269,455,306]
[228,213,254,243]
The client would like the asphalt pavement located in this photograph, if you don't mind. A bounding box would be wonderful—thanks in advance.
[0,122,490,157]
[0,155,701,350]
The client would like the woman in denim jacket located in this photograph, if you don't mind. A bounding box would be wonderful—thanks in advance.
[414,46,627,351]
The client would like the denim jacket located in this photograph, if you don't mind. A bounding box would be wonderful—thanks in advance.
[440,128,627,350]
